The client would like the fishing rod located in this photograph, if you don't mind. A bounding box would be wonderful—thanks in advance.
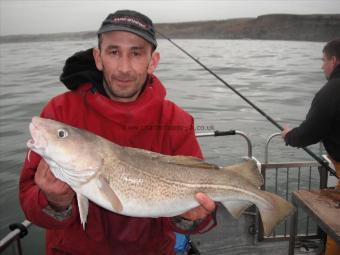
[157,31,338,178]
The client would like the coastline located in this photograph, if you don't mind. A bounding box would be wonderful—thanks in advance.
[1,14,339,44]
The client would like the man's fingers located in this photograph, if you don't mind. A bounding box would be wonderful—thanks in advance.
[37,159,49,171]
[37,160,50,178]
[179,193,216,221]
[195,192,216,212]
[37,159,57,181]
[35,159,67,192]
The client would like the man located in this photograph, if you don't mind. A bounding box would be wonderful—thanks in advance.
[20,10,215,255]
[281,38,340,255]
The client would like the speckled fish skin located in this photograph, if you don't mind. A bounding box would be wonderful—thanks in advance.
[27,116,294,235]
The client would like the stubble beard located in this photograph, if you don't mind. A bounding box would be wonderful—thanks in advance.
[103,75,141,101]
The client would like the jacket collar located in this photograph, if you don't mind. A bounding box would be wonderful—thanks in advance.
[76,74,167,123]
[329,64,340,80]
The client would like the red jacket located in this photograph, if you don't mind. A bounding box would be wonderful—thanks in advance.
[20,75,213,255]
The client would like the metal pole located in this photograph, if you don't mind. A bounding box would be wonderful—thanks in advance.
[0,220,31,254]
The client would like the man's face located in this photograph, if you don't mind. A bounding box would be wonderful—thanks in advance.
[93,31,160,102]
[321,53,337,80]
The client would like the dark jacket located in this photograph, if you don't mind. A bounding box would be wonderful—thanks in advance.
[285,64,340,162]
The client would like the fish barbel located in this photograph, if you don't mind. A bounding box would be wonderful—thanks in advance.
[27,116,294,235]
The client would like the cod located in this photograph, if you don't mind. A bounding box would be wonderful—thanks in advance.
[27,117,294,236]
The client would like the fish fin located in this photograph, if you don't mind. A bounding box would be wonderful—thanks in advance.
[97,174,123,213]
[257,191,295,236]
[221,201,253,219]
[222,159,264,188]
[164,155,220,169]
[76,192,89,230]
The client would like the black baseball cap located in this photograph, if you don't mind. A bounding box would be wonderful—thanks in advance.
[97,10,157,48]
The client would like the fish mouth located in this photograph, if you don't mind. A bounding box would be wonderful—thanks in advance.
[27,119,47,151]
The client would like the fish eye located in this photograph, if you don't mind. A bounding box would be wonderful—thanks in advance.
[57,129,68,138]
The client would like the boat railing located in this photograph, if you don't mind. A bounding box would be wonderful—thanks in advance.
[0,220,31,255]
[195,130,260,247]
[196,130,253,158]
[259,133,329,241]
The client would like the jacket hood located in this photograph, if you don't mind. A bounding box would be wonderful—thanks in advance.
[60,48,106,94]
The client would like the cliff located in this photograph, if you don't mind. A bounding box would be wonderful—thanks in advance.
[1,14,339,43]
[156,14,340,42]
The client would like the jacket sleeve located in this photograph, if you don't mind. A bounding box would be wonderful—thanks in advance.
[285,83,336,147]
[19,99,79,229]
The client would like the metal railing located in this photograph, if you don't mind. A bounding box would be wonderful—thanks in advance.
[195,130,260,246]
[196,130,253,158]
[259,133,328,241]
[0,220,31,255]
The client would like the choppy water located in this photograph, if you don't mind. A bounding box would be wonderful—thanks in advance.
[0,39,326,253]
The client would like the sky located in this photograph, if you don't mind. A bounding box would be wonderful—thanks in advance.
[0,0,339,36]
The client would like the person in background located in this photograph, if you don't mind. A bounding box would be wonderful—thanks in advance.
[281,38,340,255]
[19,10,216,255]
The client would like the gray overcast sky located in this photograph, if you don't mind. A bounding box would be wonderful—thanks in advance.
[1,0,339,35]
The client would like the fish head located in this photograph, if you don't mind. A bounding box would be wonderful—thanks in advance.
[27,117,103,178]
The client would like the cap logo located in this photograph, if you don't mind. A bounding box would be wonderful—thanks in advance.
[112,16,149,30]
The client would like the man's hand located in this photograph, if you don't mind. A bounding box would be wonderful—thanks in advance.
[34,159,75,211]
[281,127,291,139]
[180,193,216,221]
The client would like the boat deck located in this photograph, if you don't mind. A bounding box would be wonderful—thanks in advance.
[190,207,321,255]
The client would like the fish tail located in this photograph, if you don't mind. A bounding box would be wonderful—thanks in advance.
[257,191,295,236]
